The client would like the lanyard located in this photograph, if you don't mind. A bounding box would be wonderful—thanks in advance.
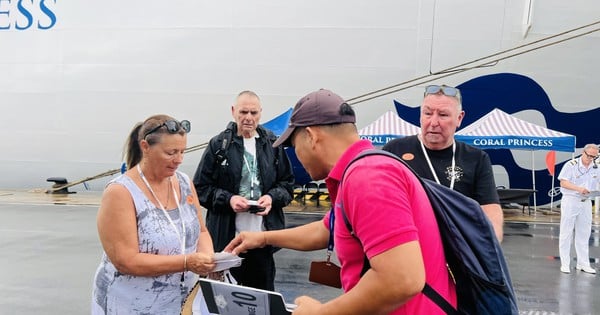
[137,165,185,256]
[243,153,258,199]
[420,138,456,190]
[577,159,593,178]
[328,207,335,250]
[327,207,335,262]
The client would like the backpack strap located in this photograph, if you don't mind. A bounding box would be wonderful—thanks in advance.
[214,122,235,166]
[210,122,235,181]
[422,284,459,315]
[340,149,458,315]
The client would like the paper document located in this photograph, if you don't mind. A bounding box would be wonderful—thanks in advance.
[213,252,243,272]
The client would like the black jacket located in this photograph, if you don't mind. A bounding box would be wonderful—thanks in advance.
[193,122,294,251]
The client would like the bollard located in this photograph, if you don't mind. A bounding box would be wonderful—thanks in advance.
[46,177,71,194]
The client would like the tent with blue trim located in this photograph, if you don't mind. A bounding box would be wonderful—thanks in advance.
[455,108,576,211]
[454,108,575,152]
[358,110,420,146]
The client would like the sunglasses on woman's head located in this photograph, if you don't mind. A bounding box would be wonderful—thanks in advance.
[144,119,191,139]
[424,85,461,98]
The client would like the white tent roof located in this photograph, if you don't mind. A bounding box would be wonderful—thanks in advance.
[359,110,420,146]
[455,108,577,211]
[455,108,576,152]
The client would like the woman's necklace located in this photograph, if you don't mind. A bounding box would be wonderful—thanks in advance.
[164,180,171,206]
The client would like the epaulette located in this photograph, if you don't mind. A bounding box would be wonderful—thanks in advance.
[568,159,578,165]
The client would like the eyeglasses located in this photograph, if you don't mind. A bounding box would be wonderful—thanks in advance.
[144,119,191,139]
[583,151,598,159]
[424,85,461,98]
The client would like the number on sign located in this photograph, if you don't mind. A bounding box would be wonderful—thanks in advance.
[232,291,257,308]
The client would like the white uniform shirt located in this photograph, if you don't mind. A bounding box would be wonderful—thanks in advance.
[557,156,600,197]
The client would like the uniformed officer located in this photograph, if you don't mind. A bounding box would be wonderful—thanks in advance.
[558,143,600,274]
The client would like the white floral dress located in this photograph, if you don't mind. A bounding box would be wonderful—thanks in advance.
[91,171,200,314]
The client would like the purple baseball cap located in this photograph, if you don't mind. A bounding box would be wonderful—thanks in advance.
[273,89,355,147]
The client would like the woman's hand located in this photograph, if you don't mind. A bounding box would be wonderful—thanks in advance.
[186,252,216,276]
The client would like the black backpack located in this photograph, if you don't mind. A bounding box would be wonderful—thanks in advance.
[340,149,518,315]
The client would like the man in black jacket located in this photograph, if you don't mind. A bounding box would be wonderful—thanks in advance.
[193,90,294,290]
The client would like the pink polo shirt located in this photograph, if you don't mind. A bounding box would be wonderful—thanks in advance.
[324,140,456,314]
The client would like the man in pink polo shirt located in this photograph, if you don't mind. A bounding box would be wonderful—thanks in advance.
[225,89,456,314]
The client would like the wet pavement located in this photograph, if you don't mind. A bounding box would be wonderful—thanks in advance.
[0,190,598,314]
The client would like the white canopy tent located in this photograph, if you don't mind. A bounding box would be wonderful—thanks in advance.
[358,110,420,146]
[455,108,576,211]
[454,108,576,152]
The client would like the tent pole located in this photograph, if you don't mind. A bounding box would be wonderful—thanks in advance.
[532,151,537,213]
[550,175,554,212]
[596,179,600,219]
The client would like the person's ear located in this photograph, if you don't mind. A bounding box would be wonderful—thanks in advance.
[457,110,465,127]
[304,126,318,148]
[140,139,150,153]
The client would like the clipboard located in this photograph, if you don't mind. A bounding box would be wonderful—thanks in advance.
[578,191,600,200]
[181,278,296,315]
